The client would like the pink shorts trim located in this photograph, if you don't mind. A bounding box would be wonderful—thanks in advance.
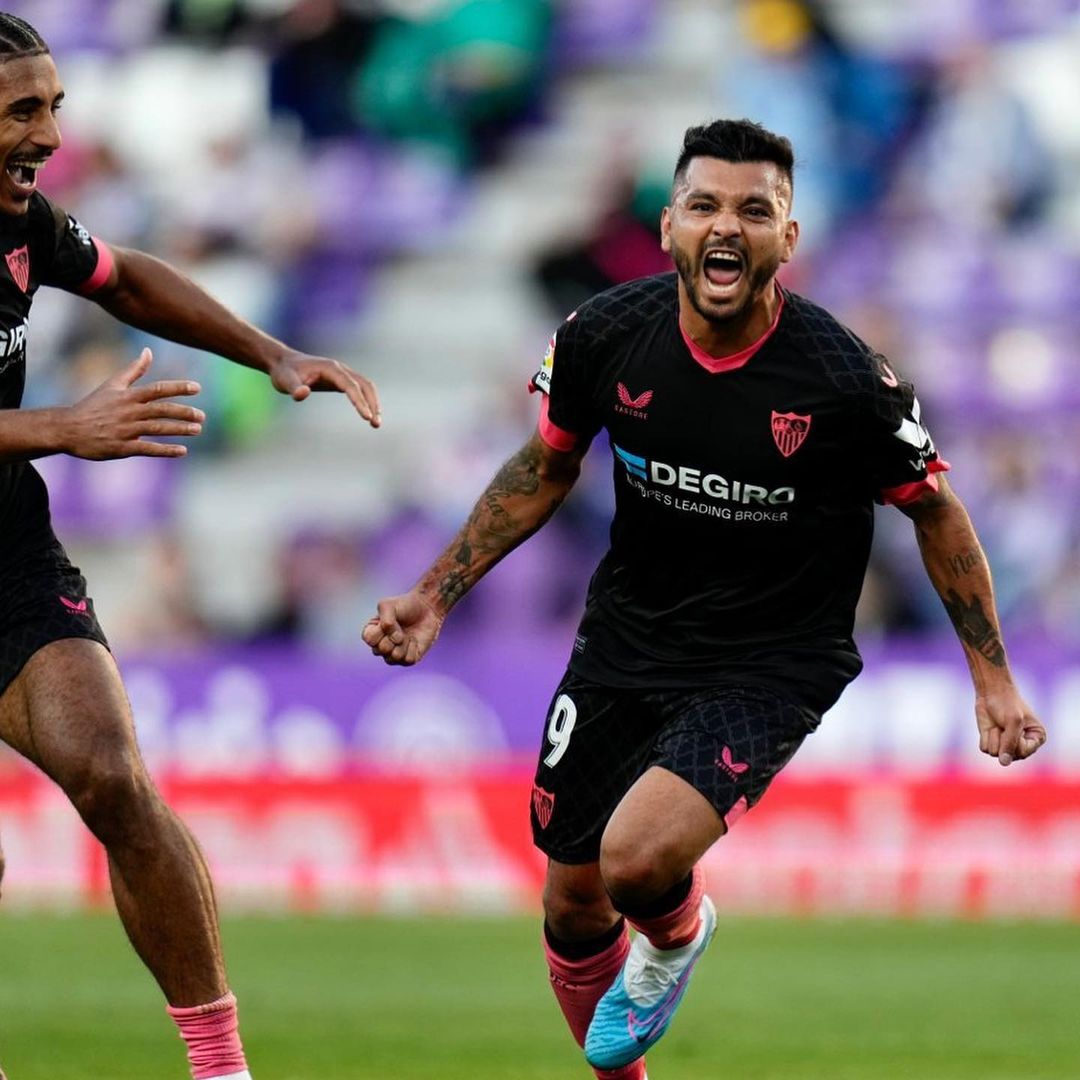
[724,796,749,830]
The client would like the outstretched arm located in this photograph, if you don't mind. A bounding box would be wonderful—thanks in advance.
[899,475,1046,765]
[89,246,381,426]
[362,430,587,665]
[0,348,202,463]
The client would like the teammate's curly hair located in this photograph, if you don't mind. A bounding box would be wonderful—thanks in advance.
[0,13,49,60]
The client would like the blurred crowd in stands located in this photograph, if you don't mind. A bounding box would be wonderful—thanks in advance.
[11,0,1080,654]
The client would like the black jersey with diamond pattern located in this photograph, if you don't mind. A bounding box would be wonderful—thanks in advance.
[531,272,946,715]
[0,193,107,560]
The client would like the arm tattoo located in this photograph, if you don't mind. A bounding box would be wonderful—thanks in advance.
[427,439,572,612]
[946,549,982,579]
[942,589,1006,667]
[437,568,471,610]
[454,441,544,558]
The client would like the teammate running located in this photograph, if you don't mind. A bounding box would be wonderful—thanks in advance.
[0,14,379,1080]
[362,118,1045,1077]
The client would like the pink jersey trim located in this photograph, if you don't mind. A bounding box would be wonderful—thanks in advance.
[75,238,114,296]
[880,458,952,507]
[679,285,785,374]
[538,394,578,452]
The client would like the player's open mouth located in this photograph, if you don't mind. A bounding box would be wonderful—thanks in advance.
[702,249,743,292]
[5,157,46,197]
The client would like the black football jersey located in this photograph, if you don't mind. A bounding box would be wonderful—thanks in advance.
[531,273,947,715]
[0,193,112,559]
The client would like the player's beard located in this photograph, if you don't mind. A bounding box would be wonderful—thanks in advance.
[671,240,781,327]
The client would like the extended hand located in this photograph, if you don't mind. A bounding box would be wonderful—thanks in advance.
[268,351,381,428]
[63,348,203,460]
[361,591,443,666]
[976,687,1046,766]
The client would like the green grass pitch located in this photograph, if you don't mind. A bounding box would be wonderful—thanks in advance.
[1,913,1078,1079]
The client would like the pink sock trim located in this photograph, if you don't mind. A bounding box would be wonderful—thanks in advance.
[626,865,706,950]
[544,927,629,1049]
[167,991,248,1080]
[596,1061,647,1080]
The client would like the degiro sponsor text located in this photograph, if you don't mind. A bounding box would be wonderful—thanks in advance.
[614,443,795,508]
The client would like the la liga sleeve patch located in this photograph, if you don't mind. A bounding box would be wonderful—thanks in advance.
[532,330,556,395]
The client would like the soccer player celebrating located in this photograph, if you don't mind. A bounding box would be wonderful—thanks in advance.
[363,119,1046,1077]
[0,14,379,1080]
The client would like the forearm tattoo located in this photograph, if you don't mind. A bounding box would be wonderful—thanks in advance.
[946,548,982,579]
[436,568,471,610]
[428,440,567,612]
[942,589,1006,667]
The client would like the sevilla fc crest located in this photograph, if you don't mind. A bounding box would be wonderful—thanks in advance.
[771,410,812,457]
[531,783,556,829]
[5,245,29,292]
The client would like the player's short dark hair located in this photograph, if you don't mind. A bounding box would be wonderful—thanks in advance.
[0,13,49,60]
[674,119,794,192]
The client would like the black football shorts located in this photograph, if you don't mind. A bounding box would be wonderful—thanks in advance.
[530,671,818,864]
[0,541,110,701]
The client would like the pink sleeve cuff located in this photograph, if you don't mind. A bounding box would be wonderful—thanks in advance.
[881,458,951,507]
[537,394,578,452]
[75,238,114,295]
